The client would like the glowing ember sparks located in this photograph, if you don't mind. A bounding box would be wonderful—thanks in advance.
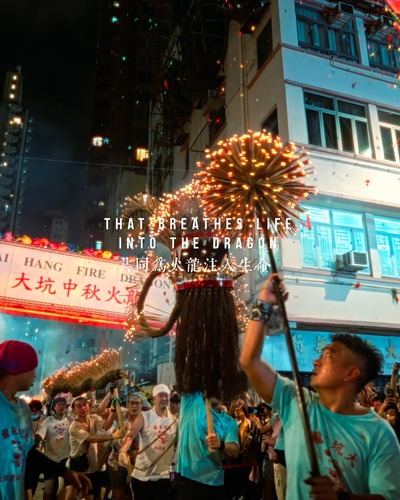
[196,130,316,238]
[42,349,125,396]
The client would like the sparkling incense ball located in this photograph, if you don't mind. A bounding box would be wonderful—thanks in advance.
[196,131,316,238]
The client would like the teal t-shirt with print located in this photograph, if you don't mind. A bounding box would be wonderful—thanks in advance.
[271,374,400,499]
[0,391,34,499]
[177,392,239,486]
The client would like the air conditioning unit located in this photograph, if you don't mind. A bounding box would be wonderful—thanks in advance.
[327,2,354,29]
[366,15,395,41]
[336,251,369,272]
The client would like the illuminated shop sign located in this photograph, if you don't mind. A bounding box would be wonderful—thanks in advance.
[0,241,173,329]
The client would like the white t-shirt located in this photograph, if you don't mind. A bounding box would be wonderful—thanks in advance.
[36,413,72,462]
[133,408,178,482]
[69,414,105,473]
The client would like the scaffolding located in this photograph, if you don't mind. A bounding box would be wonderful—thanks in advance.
[147,0,271,195]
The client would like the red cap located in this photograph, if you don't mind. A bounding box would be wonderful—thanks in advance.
[0,340,38,375]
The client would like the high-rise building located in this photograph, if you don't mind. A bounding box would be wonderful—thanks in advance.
[84,0,171,250]
[0,66,33,234]
[46,211,69,242]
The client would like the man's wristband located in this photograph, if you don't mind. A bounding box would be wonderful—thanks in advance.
[218,440,225,451]
[250,299,274,325]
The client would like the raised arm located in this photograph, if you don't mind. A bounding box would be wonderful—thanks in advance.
[95,391,112,416]
[119,413,144,453]
[390,363,399,401]
[240,274,287,403]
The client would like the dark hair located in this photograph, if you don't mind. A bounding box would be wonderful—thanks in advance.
[170,393,181,404]
[236,405,249,418]
[127,392,143,402]
[175,286,240,398]
[52,397,67,408]
[71,396,87,409]
[331,333,383,391]
[28,399,42,412]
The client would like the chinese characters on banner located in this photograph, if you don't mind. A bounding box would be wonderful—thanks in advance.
[0,241,174,329]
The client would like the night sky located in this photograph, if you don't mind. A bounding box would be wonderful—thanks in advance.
[0,0,102,243]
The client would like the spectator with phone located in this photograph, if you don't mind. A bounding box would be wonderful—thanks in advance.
[370,394,384,413]
[389,363,399,401]
[378,393,400,441]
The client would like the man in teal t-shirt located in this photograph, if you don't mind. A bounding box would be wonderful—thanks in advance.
[176,392,239,499]
[240,274,400,500]
[0,340,91,499]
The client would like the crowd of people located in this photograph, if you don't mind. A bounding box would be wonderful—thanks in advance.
[23,385,283,500]
[2,272,400,499]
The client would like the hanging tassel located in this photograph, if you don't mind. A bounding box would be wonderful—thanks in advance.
[391,288,399,304]
[301,214,312,230]
[175,286,241,399]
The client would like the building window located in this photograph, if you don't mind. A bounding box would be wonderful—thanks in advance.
[304,92,371,156]
[140,38,153,49]
[92,136,104,147]
[367,36,400,73]
[375,216,400,278]
[257,20,273,69]
[378,109,400,162]
[300,206,368,271]
[296,4,359,62]
[136,148,149,162]
[11,116,22,126]
[261,108,278,136]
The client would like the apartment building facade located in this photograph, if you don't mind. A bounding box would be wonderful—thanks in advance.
[154,0,400,373]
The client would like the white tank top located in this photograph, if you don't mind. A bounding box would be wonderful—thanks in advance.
[133,408,178,481]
